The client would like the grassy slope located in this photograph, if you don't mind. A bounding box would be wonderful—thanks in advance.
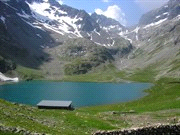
[15,66,44,80]
[0,64,180,135]
[63,64,126,82]
[0,131,19,135]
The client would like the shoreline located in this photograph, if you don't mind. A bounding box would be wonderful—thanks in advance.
[0,80,153,108]
[0,81,6,85]
[0,77,179,135]
[0,77,134,85]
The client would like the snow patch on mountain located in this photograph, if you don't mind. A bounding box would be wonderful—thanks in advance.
[17,10,30,19]
[94,29,100,36]
[32,22,46,31]
[133,26,140,40]
[36,34,42,38]
[3,2,18,11]
[26,1,83,37]
[119,32,132,44]
[22,19,46,32]
[0,16,6,24]
[43,23,64,35]
[143,18,167,29]
[27,2,53,22]
[58,15,83,34]
[163,12,169,15]
[0,72,19,82]
[101,25,122,34]
[156,15,160,19]
[51,5,67,14]
[94,42,102,46]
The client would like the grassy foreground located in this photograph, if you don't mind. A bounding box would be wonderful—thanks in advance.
[0,65,180,135]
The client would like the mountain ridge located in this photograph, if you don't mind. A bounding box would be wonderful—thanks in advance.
[0,0,180,80]
[139,0,180,26]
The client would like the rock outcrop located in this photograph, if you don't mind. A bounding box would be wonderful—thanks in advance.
[93,124,180,135]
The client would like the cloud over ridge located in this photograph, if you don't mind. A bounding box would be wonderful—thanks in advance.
[95,5,127,26]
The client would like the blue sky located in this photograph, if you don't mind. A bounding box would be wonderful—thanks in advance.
[57,0,168,26]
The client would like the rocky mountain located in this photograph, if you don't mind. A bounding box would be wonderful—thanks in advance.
[0,0,132,78]
[139,0,180,26]
[122,0,180,42]
[0,0,54,68]
[27,0,100,33]
[0,0,129,46]
[91,13,125,36]
[0,0,179,79]
[116,0,180,79]
[0,0,126,43]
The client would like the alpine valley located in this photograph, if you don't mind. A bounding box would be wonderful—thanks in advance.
[0,0,179,81]
[0,0,180,135]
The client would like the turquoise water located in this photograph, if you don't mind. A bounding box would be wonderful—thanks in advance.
[0,81,152,107]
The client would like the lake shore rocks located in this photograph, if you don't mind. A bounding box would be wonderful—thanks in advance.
[93,124,180,135]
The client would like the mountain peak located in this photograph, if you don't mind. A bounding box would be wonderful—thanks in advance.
[139,0,180,26]
[91,12,125,29]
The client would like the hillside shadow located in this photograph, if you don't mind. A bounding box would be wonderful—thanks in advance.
[0,1,64,70]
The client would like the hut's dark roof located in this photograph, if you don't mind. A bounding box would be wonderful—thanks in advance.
[37,100,72,107]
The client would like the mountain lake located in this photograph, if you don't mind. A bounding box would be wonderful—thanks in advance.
[0,81,153,107]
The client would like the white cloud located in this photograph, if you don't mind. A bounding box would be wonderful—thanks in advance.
[135,0,168,12]
[95,5,127,26]
[102,0,109,2]
[57,0,63,5]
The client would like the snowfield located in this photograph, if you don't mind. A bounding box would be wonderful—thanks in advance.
[0,72,19,82]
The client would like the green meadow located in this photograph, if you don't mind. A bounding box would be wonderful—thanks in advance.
[0,65,180,135]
